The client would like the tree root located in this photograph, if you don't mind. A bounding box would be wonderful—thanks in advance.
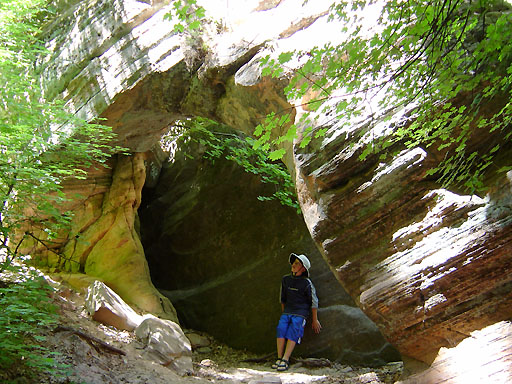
[54,325,126,356]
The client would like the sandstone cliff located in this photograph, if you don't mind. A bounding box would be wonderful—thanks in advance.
[27,0,512,381]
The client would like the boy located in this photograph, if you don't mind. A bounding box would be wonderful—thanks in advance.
[272,253,321,371]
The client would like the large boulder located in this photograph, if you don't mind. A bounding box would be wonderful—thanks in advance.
[139,133,399,365]
[85,280,144,331]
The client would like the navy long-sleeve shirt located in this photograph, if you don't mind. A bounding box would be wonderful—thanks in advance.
[280,274,319,318]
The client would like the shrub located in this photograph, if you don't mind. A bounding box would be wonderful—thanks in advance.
[0,266,64,382]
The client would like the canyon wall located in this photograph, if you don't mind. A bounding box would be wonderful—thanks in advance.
[32,0,512,380]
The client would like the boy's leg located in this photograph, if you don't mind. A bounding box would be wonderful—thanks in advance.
[274,314,291,367]
[279,315,305,368]
[276,337,286,358]
[282,339,297,362]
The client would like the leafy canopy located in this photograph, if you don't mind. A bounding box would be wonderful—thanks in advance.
[164,0,206,33]
[0,0,117,269]
[161,0,512,193]
[259,0,512,192]
[162,118,301,213]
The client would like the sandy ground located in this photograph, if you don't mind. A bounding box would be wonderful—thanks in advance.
[11,279,403,384]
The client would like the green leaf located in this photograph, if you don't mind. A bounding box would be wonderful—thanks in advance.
[268,148,286,160]
[261,66,272,77]
[189,20,201,30]
[359,145,373,161]
[174,23,185,33]
[254,124,264,137]
[282,125,297,142]
[489,145,500,154]
[195,7,206,19]
[278,51,294,64]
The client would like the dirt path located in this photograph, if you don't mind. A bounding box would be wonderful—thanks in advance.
[33,283,402,384]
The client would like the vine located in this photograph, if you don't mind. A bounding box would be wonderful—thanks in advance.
[162,118,301,213]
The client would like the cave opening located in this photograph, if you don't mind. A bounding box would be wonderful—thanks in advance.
[137,121,401,366]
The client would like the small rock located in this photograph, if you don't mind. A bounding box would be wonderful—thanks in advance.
[197,346,213,354]
[135,316,193,376]
[199,359,217,368]
[339,365,353,373]
[356,372,380,384]
[186,331,211,349]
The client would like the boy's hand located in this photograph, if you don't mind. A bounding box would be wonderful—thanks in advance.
[312,319,322,333]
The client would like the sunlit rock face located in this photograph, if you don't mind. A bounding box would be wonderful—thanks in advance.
[28,154,178,321]
[292,95,512,370]
[138,135,399,365]
[41,0,319,151]
[37,0,297,317]
[398,321,512,383]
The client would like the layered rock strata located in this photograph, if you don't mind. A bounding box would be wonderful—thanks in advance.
[292,100,512,369]
[34,0,300,319]
[33,0,512,379]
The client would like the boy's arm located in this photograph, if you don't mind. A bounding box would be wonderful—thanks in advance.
[311,307,321,333]
[309,281,321,333]
[280,276,287,311]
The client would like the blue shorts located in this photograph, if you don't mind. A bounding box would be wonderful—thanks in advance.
[276,314,306,344]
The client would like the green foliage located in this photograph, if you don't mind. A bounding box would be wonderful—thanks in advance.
[0,0,117,269]
[259,0,512,193]
[0,265,67,381]
[162,118,301,213]
[253,112,296,154]
[164,0,206,34]
[0,2,117,378]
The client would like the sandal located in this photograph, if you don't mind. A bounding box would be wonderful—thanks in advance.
[271,358,282,369]
[276,359,289,371]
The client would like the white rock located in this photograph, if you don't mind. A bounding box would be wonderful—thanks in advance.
[135,316,193,375]
[85,280,143,331]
